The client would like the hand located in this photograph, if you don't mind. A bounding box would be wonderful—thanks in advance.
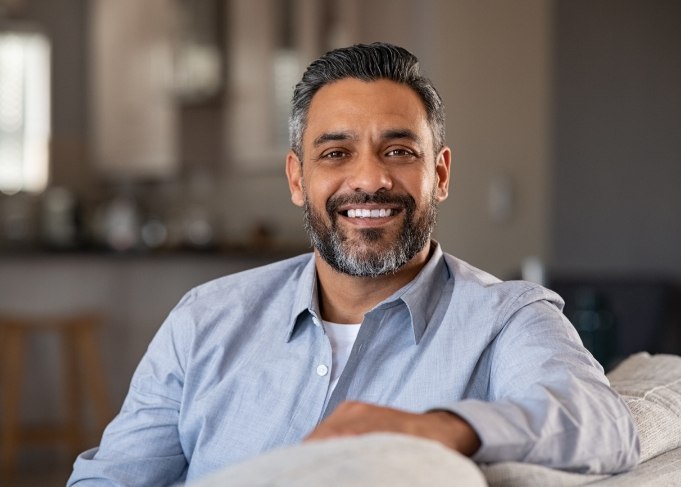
[304,401,481,456]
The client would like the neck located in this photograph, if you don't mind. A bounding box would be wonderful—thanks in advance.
[314,242,433,324]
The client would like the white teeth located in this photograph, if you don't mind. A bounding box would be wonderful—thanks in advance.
[345,208,393,218]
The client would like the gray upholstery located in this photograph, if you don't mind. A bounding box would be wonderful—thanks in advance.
[190,433,486,487]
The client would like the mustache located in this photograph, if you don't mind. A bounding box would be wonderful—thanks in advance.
[325,191,417,215]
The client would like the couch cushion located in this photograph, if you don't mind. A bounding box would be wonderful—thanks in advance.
[588,448,681,486]
[189,433,487,487]
[481,461,607,486]
[607,352,681,462]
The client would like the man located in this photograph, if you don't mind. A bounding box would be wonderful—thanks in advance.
[68,43,639,486]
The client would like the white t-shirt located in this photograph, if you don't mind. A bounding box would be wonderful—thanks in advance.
[322,320,361,408]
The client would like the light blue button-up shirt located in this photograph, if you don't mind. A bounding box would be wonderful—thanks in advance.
[68,243,639,486]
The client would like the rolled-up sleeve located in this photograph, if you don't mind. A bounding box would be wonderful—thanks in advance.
[441,299,640,474]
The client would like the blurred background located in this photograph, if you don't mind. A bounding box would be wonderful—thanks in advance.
[0,0,679,484]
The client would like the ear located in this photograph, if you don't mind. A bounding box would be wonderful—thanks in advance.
[286,151,305,207]
[434,146,452,202]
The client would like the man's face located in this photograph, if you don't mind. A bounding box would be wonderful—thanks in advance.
[286,78,450,277]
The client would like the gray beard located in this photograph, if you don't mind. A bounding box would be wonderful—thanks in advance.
[303,190,438,277]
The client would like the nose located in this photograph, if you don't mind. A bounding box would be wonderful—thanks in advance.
[345,153,393,193]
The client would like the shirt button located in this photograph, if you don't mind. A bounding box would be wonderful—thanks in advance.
[312,317,321,327]
[316,364,329,376]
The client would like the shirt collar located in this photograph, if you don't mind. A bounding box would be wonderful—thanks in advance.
[374,241,451,344]
[285,253,319,342]
[284,242,451,344]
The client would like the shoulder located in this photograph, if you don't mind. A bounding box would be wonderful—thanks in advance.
[442,252,565,321]
[178,253,314,309]
[155,253,314,350]
[436,252,579,355]
[185,254,312,300]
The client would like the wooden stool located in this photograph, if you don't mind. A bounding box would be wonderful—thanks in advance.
[0,312,113,475]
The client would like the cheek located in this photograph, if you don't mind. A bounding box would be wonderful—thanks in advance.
[306,172,341,204]
[399,170,436,200]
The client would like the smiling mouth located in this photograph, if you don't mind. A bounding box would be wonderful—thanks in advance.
[341,208,398,218]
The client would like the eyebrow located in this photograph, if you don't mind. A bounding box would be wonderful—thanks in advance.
[380,129,422,144]
[312,129,422,148]
[312,131,358,148]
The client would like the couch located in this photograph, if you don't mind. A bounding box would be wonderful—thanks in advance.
[482,352,681,486]
[190,352,681,486]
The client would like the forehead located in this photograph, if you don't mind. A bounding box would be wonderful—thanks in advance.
[304,78,431,146]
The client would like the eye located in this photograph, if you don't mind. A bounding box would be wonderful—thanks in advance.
[321,149,348,160]
[385,148,416,157]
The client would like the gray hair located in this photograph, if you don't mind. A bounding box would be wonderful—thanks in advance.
[289,42,446,159]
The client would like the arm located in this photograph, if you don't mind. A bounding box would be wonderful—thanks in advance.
[443,299,640,473]
[67,305,190,486]
[306,299,639,474]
